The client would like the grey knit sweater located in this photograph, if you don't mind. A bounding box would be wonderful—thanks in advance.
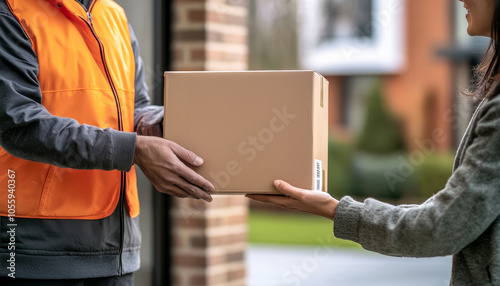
[334,95,500,286]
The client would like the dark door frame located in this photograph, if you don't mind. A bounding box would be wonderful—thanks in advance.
[152,0,173,285]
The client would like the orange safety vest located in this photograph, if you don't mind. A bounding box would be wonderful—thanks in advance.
[0,0,139,219]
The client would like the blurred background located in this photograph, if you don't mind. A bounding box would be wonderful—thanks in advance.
[115,0,489,285]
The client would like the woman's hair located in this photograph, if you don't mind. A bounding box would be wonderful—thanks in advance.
[466,0,500,99]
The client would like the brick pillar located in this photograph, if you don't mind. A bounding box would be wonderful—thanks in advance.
[171,1,248,285]
[173,0,247,71]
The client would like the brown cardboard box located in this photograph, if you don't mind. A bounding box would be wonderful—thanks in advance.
[163,70,329,194]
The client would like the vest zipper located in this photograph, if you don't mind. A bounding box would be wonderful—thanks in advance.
[79,4,126,275]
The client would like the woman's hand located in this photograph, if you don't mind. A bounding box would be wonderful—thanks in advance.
[246,180,339,220]
[134,135,215,202]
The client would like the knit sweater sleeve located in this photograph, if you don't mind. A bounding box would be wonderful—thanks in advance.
[333,95,500,257]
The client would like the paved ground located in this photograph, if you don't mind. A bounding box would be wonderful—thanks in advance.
[247,244,452,286]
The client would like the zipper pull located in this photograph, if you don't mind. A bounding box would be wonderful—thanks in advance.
[87,12,92,25]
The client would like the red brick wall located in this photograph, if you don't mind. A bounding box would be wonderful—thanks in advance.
[173,0,247,71]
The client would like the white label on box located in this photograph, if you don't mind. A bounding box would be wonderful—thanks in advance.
[314,159,322,191]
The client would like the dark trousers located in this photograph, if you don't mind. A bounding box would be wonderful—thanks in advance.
[0,273,134,286]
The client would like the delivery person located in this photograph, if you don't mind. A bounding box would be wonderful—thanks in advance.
[248,0,500,285]
[0,0,214,284]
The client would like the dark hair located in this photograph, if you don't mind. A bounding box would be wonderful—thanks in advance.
[466,0,500,99]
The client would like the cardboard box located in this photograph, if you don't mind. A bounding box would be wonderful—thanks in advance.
[163,70,329,194]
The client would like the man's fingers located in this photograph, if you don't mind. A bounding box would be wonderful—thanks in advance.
[138,138,216,202]
[175,180,213,202]
[166,141,215,192]
[157,184,190,198]
[157,181,211,201]
[173,156,215,192]
[170,142,204,166]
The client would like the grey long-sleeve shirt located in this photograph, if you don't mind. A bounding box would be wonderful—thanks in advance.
[334,95,500,285]
[0,0,163,172]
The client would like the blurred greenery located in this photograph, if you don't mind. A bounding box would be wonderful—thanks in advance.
[355,80,406,154]
[414,153,454,199]
[327,140,354,198]
[350,151,410,199]
[350,80,409,199]
[248,210,361,248]
[327,80,453,201]
[327,136,455,202]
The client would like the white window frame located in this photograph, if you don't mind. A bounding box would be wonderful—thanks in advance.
[298,0,406,75]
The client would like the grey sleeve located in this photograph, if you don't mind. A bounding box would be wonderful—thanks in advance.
[128,23,164,136]
[334,96,500,258]
[0,6,135,172]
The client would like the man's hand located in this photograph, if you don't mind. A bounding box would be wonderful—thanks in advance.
[246,180,338,220]
[134,135,215,202]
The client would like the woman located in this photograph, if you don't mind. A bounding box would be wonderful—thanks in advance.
[247,0,500,285]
